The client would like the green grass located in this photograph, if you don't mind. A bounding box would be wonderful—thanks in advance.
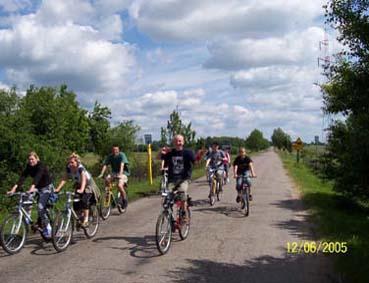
[279,151,369,283]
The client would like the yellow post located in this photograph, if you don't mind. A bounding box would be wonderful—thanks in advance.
[148,143,153,185]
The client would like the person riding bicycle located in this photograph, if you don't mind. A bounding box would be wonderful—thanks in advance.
[205,142,227,195]
[223,148,231,184]
[7,151,54,239]
[160,135,195,219]
[233,147,256,202]
[55,153,100,227]
[98,145,129,209]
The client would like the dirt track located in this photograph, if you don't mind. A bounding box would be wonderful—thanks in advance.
[0,149,335,283]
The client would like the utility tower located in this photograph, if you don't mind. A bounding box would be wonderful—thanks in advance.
[317,29,333,144]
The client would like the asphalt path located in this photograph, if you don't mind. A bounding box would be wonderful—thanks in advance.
[0,149,335,283]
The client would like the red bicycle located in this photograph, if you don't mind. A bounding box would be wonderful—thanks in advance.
[155,189,191,255]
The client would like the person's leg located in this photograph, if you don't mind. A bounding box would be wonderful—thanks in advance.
[178,180,190,221]
[81,193,92,227]
[236,177,243,202]
[216,169,224,191]
[37,190,50,228]
[117,174,128,208]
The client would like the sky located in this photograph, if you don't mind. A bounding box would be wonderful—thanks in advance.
[0,0,340,142]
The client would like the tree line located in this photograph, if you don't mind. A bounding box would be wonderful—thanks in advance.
[0,85,140,191]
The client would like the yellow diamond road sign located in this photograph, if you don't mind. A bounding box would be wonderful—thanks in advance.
[293,137,303,150]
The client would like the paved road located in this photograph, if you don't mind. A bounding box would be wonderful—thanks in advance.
[0,150,335,283]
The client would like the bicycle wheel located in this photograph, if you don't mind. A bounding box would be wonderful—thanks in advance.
[216,181,222,201]
[178,207,191,240]
[83,205,99,238]
[0,214,27,254]
[155,211,172,255]
[100,189,111,220]
[209,179,216,206]
[241,187,250,217]
[116,192,127,214]
[52,211,73,252]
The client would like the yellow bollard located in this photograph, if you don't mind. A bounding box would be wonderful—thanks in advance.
[148,144,153,185]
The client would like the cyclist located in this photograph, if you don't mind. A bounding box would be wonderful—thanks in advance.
[160,135,195,220]
[223,148,231,184]
[205,142,227,194]
[55,153,100,227]
[233,147,256,202]
[98,145,129,209]
[7,151,54,239]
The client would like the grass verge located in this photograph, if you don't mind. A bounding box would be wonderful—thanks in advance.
[279,151,369,283]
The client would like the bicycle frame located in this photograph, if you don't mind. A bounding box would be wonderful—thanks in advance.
[11,193,38,229]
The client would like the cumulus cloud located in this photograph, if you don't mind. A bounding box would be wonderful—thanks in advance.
[0,0,135,97]
[130,0,324,42]
[230,65,320,89]
[205,27,324,70]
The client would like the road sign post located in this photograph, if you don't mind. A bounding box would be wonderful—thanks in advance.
[147,144,153,185]
[292,137,304,163]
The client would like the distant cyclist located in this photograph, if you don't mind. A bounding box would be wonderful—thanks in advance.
[55,153,100,227]
[205,142,227,193]
[7,151,54,238]
[160,135,195,220]
[223,148,231,184]
[233,147,256,202]
[98,145,129,209]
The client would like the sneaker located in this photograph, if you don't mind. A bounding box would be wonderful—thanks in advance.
[249,194,253,201]
[42,225,52,239]
[236,196,241,203]
[187,197,193,207]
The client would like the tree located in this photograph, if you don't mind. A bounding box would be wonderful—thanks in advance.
[104,120,141,154]
[322,0,369,199]
[88,101,111,155]
[160,110,196,146]
[271,128,292,151]
[245,129,270,151]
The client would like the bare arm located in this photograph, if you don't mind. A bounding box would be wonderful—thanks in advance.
[120,162,124,176]
[77,172,87,194]
[250,162,256,177]
[99,165,107,177]
[233,165,238,178]
[55,174,68,193]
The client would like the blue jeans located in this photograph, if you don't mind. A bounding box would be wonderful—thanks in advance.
[236,172,251,191]
[37,184,53,227]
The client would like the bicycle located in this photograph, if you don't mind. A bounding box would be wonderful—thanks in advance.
[208,167,224,206]
[0,192,54,254]
[238,175,255,217]
[52,191,99,252]
[99,177,127,220]
[155,188,191,255]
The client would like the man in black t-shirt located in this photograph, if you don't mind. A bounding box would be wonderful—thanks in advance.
[161,135,195,201]
[233,147,256,202]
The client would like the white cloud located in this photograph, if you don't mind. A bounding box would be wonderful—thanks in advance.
[130,0,324,42]
[205,27,324,70]
[0,1,135,96]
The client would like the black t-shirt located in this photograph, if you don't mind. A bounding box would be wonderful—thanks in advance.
[17,162,52,189]
[233,156,253,175]
[163,148,195,182]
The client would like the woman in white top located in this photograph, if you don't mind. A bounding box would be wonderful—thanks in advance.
[55,153,100,227]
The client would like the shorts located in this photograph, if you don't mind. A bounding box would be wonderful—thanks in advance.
[106,173,128,187]
[74,192,96,210]
[168,180,189,200]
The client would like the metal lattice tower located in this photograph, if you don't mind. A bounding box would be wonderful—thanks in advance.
[317,29,332,143]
